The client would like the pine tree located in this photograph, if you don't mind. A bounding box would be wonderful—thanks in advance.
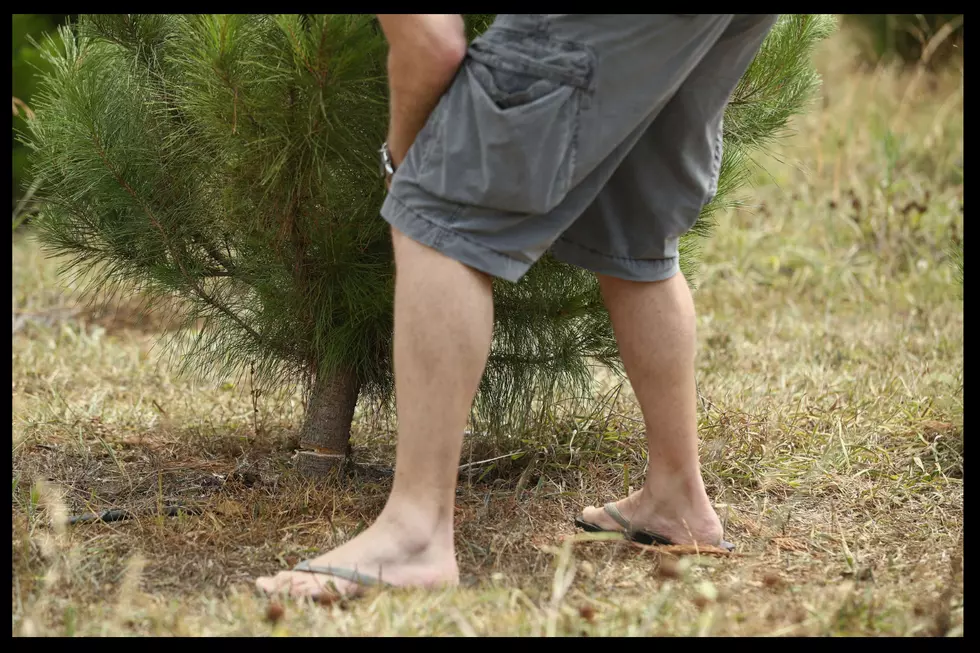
[23,14,834,478]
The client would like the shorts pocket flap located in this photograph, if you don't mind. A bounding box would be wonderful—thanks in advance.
[468,29,594,90]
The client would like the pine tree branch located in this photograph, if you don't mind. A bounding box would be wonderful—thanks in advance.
[201,268,233,277]
[88,131,270,351]
[282,18,322,85]
[192,234,237,274]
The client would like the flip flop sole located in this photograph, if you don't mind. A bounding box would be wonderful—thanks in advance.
[574,514,670,545]
[574,515,734,551]
[256,560,394,600]
[573,515,617,534]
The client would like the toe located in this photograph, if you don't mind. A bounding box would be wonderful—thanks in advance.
[255,572,288,595]
[579,504,618,531]
[286,574,317,598]
[579,504,601,522]
[256,569,359,600]
[289,572,342,600]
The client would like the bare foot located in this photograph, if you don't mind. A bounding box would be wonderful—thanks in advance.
[579,487,726,546]
[255,507,459,599]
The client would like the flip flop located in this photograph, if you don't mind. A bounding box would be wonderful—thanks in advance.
[574,502,735,552]
[276,559,393,598]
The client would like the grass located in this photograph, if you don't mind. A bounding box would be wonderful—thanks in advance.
[11,27,963,636]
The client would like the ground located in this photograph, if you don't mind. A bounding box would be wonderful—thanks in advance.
[12,29,963,636]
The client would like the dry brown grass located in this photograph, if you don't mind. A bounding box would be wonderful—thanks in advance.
[11,27,963,636]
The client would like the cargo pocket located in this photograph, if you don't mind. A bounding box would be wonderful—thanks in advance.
[417,29,594,215]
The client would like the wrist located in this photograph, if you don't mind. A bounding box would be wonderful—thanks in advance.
[380,141,397,189]
[385,138,409,169]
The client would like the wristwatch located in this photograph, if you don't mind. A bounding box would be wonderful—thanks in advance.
[379,142,396,187]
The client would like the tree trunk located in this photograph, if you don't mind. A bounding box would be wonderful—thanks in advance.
[295,366,361,479]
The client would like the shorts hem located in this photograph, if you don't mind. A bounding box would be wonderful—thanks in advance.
[380,193,533,283]
[550,236,680,282]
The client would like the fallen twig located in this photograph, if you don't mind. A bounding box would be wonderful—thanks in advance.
[68,504,202,526]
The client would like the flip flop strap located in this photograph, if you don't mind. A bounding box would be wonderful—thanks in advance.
[603,502,632,531]
[291,561,387,587]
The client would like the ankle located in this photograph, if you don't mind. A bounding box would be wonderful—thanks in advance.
[638,475,711,511]
[376,495,454,553]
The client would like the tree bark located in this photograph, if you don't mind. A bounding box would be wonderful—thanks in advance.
[295,366,361,479]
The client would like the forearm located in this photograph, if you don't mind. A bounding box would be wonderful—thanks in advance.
[377,14,467,167]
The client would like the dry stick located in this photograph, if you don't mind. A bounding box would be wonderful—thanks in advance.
[12,96,35,120]
[893,15,964,131]
[12,175,43,230]
[457,451,524,472]
[68,504,201,525]
[696,377,709,415]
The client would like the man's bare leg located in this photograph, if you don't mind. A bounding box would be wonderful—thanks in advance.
[255,15,477,598]
[256,229,494,597]
[580,272,724,545]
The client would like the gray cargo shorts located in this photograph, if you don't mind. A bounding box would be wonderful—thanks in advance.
[381,14,778,282]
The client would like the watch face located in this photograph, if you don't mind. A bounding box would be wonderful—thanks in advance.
[380,143,394,176]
